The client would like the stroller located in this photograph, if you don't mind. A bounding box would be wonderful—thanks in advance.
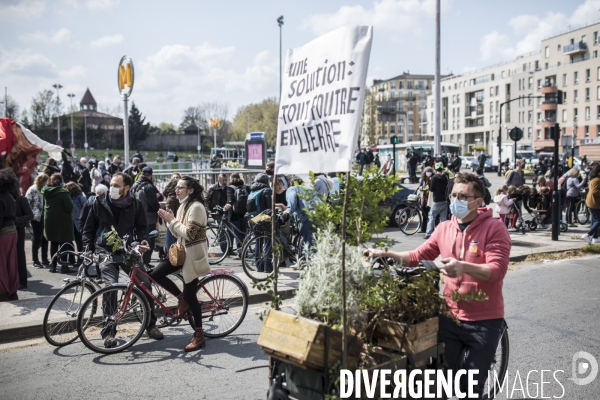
[506,202,528,234]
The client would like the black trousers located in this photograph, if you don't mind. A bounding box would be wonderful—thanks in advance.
[16,227,27,286]
[149,260,202,328]
[31,220,48,264]
[566,196,577,224]
[440,315,504,398]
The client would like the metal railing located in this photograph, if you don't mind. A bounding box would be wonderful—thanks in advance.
[152,168,262,192]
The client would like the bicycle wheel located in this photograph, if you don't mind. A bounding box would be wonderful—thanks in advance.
[399,207,422,235]
[152,272,184,311]
[576,202,590,224]
[482,328,510,399]
[43,281,97,346]
[77,285,149,354]
[240,233,280,281]
[197,274,248,338]
[207,225,230,265]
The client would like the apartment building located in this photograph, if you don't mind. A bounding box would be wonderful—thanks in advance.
[425,21,600,159]
[534,23,600,158]
[363,73,436,145]
[424,51,539,155]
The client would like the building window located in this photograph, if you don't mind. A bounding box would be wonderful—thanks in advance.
[563,110,567,122]
[585,126,589,137]
[545,46,549,58]
[545,63,548,70]
[545,128,551,140]
[587,69,591,82]
[490,116,493,124]
[538,112,542,122]
[537,79,542,89]
[457,134,461,141]
[408,81,413,89]
[595,51,599,59]
[586,88,590,101]
[528,77,533,89]
[501,71,506,78]
[490,102,493,112]
[537,129,541,139]
[391,81,396,89]
[490,87,494,96]
[563,74,567,86]
[528,96,533,106]
[528,127,532,138]
[574,71,579,84]
[574,108,578,120]
[574,89,579,102]
[597,105,600,118]
[528,111,532,122]
[598,86,600,100]
[586,107,591,120]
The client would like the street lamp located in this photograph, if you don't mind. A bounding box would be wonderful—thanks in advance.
[572,119,578,166]
[277,16,284,102]
[52,83,63,145]
[67,93,75,156]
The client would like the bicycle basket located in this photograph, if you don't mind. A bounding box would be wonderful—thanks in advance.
[251,213,272,232]
[407,194,419,202]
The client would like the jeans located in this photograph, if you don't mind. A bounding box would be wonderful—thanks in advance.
[99,261,157,338]
[299,219,317,256]
[255,236,273,273]
[31,220,48,264]
[587,208,600,238]
[165,229,176,254]
[149,260,202,327]
[440,315,505,398]
[426,201,447,236]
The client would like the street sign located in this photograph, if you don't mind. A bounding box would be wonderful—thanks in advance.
[118,56,134,97]
[509,127,523,141]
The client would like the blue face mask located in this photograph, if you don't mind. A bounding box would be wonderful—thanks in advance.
[450,199,472,219]
[60,182,65,188]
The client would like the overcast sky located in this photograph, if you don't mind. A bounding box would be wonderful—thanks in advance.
[1,0,599,127]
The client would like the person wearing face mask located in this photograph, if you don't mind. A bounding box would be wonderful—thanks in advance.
[41,173,75,273]
[364,172,511,398]
[424,163,449,239]
[83,172,163,347]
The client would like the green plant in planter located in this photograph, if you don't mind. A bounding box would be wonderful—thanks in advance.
[301,167,399,246]
[295,223,373,330]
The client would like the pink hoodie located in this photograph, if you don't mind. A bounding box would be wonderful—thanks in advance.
[409,208,511,321]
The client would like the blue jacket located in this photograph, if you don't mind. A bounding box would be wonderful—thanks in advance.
[72,193,87,231]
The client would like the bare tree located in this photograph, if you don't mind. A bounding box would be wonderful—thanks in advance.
[4,95,20,119]
[29,89,59,129]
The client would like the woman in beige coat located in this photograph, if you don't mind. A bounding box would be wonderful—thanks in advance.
[150,176,210,352]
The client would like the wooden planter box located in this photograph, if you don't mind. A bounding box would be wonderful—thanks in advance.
[258,309,363,371]
[376,317,439,355]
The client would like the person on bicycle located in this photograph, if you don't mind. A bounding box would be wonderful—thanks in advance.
[424,162,449,239]
[365,172,511,397]
[82,172,163,348]
[151,176,210,352]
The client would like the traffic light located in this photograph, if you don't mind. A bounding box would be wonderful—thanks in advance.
[497,135,501,147]
[391,135,398,144]
[556,90,563,104]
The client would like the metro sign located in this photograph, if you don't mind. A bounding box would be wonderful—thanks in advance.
[118,56,134,97]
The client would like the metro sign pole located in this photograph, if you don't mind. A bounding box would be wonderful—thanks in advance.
[118,56,134,165]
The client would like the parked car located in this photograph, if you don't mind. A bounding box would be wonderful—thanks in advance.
[166,152,177,161]
[460,156,476,169]
[380,182,416,227]
[471,157,497,172]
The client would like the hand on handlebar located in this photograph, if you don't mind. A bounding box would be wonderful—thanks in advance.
[363,248,385,259]
[139,240,150,253]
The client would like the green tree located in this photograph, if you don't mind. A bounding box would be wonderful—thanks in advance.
[231,97,279,146]
[128,101,150,148]
[4,95,20,119]
[149,122,177,135]
[29,89,58,129]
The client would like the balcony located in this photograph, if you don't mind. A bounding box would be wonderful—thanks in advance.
[563,42,587,55]
[540,84,557,94]
[540,102,557,111]
[540,118,556,128]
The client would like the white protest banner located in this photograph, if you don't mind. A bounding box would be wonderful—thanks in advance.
[275,26,373,175]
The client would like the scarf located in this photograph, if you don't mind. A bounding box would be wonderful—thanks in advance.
[109,191,133,208]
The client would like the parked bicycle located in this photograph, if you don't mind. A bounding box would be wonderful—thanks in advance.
[206,206,250,265]
[76,231,249,354]
[240,210,302,281]
[397,189,424,235]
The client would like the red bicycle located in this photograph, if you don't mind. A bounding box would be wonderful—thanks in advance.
[76,233,249,354]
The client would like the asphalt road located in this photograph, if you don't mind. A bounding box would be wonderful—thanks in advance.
[1,254,599,399]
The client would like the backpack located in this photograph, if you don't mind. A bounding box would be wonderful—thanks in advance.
[365,150,374,164]
[233,185,248,215]
[245,188,266,217]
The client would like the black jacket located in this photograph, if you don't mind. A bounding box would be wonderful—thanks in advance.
[206,183,231,211]
[82,193,147,253]
[0,191,16,229]
[78,165,91,193]
[249,182,272,212]
[429,173,449,203]
[14,196,33,229]
[131,176,160,225]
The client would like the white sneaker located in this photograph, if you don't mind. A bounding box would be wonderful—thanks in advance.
[592,238,600,244]
[582,234,592,244]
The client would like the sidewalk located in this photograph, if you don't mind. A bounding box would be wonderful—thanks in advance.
[0,223,592,344]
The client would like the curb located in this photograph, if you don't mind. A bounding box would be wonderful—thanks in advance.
[0,288,298,345]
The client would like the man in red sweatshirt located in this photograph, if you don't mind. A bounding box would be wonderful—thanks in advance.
[365,172,511,397]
